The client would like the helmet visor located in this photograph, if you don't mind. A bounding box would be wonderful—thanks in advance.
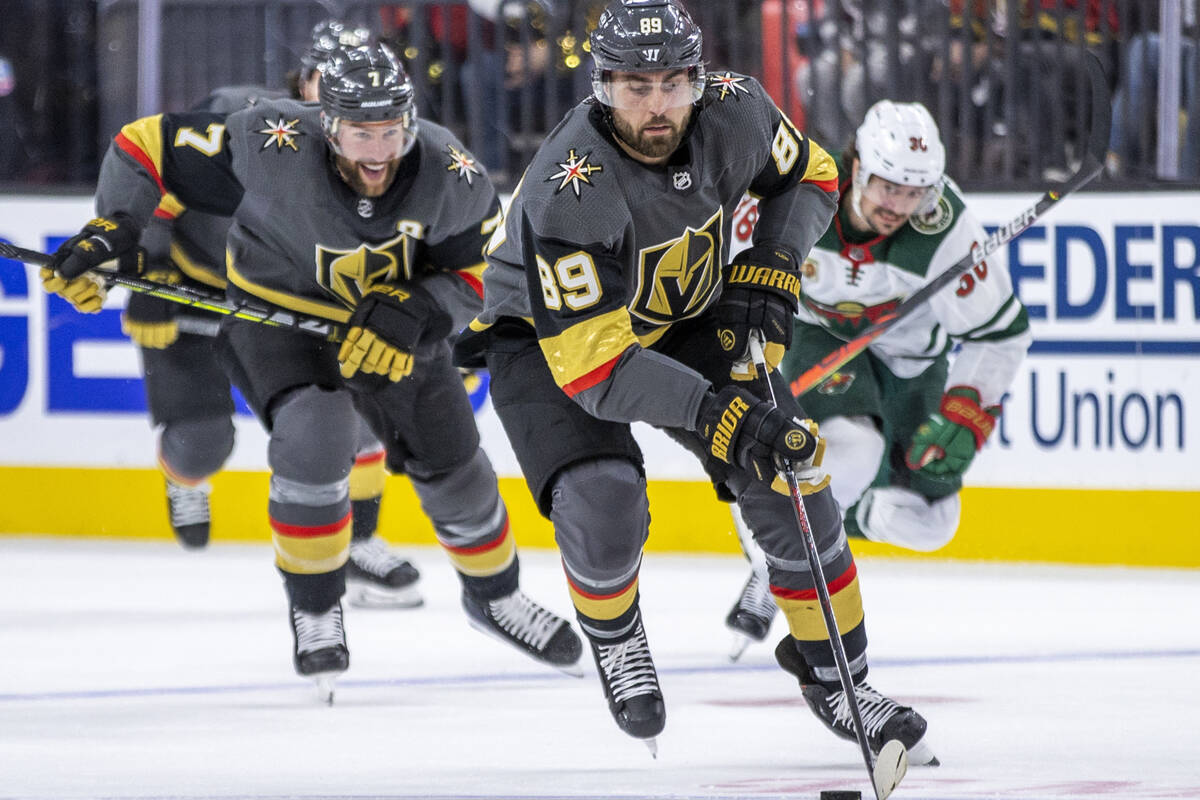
[860,174,940,216]
[592,67,705,110]
[329,115,416,163]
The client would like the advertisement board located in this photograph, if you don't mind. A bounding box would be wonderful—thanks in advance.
[1,192,1196,564]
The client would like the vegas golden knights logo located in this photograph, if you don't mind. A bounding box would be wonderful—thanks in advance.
[630,208,723,325]
[315,232,414,306]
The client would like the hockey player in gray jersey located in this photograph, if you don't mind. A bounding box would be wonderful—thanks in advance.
[723,101,1032,659]
[459,0,935,762]
[77,20,424,607]
[43,42,583,700]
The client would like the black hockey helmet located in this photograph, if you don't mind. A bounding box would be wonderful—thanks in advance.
[590,0,705,106]
[319,42,418,155]
[299,19,372,80]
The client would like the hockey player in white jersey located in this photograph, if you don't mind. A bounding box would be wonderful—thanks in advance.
[725,100,1032,655]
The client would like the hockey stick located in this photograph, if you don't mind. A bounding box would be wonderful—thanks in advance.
[0,241,345,341]
[748,331,906,800]
[789,51,1113,398]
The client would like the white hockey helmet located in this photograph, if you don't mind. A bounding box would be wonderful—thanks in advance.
[853,100,945,215]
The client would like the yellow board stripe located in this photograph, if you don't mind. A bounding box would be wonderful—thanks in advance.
[2,468,1198,569]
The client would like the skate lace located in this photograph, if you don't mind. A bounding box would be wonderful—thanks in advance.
[737,572,777,621]
[166,481,209,527]
[596,626,659,704]
[826,681,902,738]
[349,536,406,578]
[292,605,345,655]
[488,592,562,651]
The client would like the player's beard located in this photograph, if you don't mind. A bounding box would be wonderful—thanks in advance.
[334,154,402,198]
[612,110,690,161]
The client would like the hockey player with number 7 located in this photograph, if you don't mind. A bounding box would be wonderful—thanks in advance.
[457,0,936,766]
[41,41,584,701]
[723,101,1032,667]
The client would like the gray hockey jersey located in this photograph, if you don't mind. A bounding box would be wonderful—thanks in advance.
[475,72,839,430]
[100,98,501,332]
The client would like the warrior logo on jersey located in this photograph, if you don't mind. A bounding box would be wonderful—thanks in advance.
[548,148,603,198]
[630,208,723,325]
[446,144,481,185]
[910,193,953,235]
[258,117,303,151]
[708,72,750,101]
[315,232,415,306]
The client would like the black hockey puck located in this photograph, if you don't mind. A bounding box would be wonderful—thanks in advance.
[819,792,862,800]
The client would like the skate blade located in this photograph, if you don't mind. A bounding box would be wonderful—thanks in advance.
[906,737,939,767]
[872,738,908,800]
[643,737,658,759]
[311,673,339,706]
[466,617,584,678]
[347,582,424,609]
[728,632,753,662]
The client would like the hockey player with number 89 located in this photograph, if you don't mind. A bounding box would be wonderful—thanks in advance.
[722,102,1032,669]
[459,0,936,763]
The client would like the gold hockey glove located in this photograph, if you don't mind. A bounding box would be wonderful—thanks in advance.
[50,212,145,279]
[337,282,452,383]
[716,245,802,381]
[121,291,180,349]
[40,267,107,313]
[696,385,826,495]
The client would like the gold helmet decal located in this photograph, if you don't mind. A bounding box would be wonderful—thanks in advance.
[316,232,414,306]
[630,208,722,325]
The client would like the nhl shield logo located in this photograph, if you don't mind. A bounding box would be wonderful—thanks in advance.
[672,171,693,191]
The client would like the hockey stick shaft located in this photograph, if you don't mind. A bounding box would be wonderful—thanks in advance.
[789,51,1113,398]
[747,332,881,797]
[0,241,344,341]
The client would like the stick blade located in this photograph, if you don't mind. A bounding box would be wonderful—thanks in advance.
[872,738,908,800]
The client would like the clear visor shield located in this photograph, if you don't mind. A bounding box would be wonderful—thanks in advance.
[592,68,705,110]
[859,173,940,216]
[328,114,416,163]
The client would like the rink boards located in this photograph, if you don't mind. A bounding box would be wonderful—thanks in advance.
[0,192,1197,567]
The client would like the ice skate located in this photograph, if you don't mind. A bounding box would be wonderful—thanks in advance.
[165,478,211,549]
[290,601,349,704]
[775,636,939,766]
[725,570,777,661]
[463,589,584,676]
[587,617,665,755]
[345,535,423,608]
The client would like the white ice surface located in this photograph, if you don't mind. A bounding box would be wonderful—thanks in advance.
[1,537,1198,800]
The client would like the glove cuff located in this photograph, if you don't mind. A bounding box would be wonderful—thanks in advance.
[723,245,802,313]
[940,386,999,450]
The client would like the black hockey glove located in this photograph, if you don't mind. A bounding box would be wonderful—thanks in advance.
[50,212,145,279]
[338,282,453,382]
[122,290,180,350]
[695,385,824,494]
[716,245,802,381]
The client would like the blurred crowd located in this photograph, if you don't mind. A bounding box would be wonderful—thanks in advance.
[0,0,1197,188]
